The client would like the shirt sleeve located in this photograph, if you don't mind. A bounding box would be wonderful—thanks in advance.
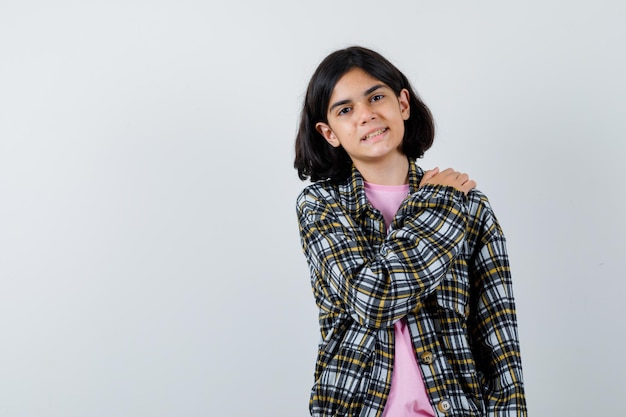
[297,183,468,329]
[466,193,527,415]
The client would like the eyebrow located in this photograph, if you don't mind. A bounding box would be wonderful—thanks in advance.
[328,84,387,112]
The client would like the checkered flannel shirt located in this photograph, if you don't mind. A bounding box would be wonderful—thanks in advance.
[296,159,527,417]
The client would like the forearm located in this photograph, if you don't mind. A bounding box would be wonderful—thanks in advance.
[298,184,468,328]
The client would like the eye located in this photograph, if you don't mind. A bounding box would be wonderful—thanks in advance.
[337,107,352,116]
[370,94,384,102]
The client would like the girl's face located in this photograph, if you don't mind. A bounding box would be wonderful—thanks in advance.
[316,68,410,172]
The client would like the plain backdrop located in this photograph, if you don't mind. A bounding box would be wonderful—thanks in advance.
[1,1,625,416]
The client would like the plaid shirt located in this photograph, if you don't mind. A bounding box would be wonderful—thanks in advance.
[296,160,526,417]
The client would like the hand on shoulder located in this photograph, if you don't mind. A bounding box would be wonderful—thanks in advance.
[420,167,477,195]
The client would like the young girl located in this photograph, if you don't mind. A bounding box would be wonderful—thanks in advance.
[294,46,527,417]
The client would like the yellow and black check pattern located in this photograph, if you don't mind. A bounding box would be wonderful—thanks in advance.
[296,160,527,417]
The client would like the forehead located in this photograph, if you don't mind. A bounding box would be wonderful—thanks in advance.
[330,68,388,101]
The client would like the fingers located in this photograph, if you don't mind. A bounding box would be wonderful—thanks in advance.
[459,178,477,194]
[419,167,439,187]
[457,172,469,184]
[420,167,476,195]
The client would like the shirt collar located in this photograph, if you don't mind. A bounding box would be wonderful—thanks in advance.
[338,158,425,218]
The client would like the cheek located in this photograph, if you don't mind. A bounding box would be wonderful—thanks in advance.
[397,122,406,138]
[330,124,354,141]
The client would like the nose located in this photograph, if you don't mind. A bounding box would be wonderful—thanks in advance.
[357,103,375,124]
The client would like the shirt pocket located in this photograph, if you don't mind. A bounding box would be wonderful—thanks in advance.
[311,335,375,417]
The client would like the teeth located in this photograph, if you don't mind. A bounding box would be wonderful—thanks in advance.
[364,128,386,140]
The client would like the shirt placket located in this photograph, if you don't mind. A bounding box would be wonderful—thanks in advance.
[407,308,462,416]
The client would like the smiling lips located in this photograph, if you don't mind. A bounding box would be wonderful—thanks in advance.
[361,128,388,141]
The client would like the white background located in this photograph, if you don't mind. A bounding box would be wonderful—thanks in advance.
[1,1,625,416]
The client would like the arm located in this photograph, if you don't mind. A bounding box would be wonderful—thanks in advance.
[467,195,527,415]
[297,183,468,329]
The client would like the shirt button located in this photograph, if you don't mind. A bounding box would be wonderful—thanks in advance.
[420,351,433,365]
[437,399,452,413]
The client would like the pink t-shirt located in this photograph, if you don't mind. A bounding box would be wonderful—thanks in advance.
[364,181,435,417]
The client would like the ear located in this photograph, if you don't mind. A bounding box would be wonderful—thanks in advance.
[398,88,410,120]
[316,122,341,148]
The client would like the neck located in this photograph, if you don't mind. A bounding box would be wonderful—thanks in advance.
[354,154,409,185]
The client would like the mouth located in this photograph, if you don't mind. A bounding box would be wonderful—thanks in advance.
[361,128,388,141]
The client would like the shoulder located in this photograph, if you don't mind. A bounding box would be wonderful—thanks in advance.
[296,180,339,202]
[465,188,506,243]
[296,180,340,215]
[465,188,493,217]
